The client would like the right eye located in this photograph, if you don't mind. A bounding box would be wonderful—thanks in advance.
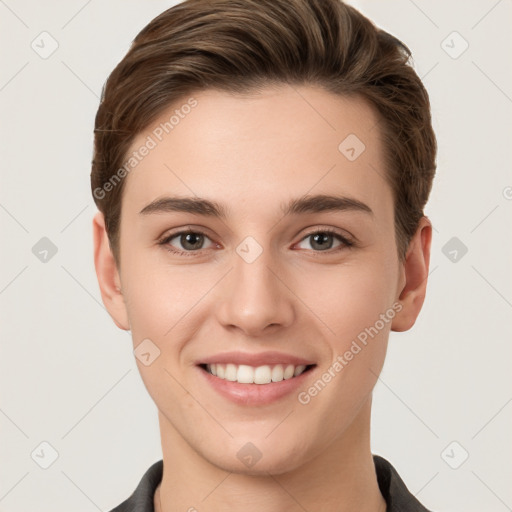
[159,230,215,256]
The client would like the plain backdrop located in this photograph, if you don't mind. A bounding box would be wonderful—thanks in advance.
[0,1,511,511]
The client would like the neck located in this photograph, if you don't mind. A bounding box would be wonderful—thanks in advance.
[155,398,385,512]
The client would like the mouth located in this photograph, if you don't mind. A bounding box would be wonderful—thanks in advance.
[195,351,318,405]
[198,363,316,385]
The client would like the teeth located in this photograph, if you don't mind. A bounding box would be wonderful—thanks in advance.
[237,365,254,384]
[294,365,306,376]
[205,363,309,384]
[225,363,237,381]
[216,364,225,379]
[283,364,295,379]
[254,365,272,384]
[271,365,284,382]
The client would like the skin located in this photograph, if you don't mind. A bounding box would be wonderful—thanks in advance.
[93,84,431,512]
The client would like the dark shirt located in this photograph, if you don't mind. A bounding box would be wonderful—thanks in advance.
[109,454,432,511]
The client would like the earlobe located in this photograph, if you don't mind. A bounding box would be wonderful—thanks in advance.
[92,211,130,331]
[391,216,432,332]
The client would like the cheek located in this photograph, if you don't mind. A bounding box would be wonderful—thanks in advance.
[123,267,207,344]
[292,261,396,430]
[297,255,398,346]
[298,254,397,403]
[120,257,226,400]
[120,265,207,411]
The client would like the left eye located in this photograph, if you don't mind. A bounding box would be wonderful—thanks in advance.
[295,230,352,252]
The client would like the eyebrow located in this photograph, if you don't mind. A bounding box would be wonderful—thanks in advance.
[139,194,373,218]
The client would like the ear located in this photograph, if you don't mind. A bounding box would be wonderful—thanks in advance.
[391,216,432,332]
[92,211,130,331]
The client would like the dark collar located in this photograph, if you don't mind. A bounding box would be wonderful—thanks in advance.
[109,455,432,511]
[373,455,432,511]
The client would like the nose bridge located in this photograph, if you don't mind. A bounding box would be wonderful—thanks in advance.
[215,237,294,335]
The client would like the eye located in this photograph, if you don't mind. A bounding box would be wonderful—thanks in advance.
[295,228,354,252]
[159,229,215,256]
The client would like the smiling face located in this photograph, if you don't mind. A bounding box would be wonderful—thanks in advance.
[94,83,428,476]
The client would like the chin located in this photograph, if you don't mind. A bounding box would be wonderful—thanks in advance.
[203,436,311,477]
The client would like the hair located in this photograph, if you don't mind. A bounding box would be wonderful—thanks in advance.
[91,0,436,268]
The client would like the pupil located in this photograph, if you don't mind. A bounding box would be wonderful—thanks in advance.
[183,233,202,249]
[312,233,332,250]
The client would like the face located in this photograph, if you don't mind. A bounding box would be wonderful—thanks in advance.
[101,84,412,475]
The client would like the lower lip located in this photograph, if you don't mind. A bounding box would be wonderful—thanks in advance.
[197,365,315,406]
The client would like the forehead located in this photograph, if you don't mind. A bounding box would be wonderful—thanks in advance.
[121,84,390,219]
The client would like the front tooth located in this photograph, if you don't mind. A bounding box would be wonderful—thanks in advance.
[254,365,272,384]
[271,364,284,382]
[294,365,306,376]
[225,363,238,381]
[283,364,295,379]
[237,364,254,384]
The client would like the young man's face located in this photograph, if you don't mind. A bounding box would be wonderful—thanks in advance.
[94,84,430,475]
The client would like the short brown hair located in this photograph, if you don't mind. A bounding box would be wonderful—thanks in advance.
[91,0,436,267]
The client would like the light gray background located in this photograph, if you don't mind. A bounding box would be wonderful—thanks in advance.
[1,1,511,511]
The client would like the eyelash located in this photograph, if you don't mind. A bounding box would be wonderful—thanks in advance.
[157,227,355,257]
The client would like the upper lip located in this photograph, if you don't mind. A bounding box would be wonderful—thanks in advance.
[197,351,316,367]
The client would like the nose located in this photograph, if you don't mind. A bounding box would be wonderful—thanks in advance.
[215,245,295,337]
